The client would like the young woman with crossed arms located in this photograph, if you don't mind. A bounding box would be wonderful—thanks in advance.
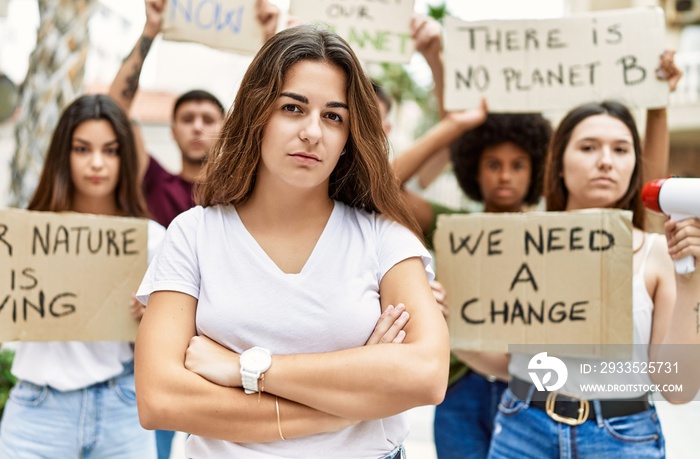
[135,25,449,459]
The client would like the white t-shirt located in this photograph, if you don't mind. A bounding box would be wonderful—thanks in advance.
[11,220,165,391]
[137,202,433,459]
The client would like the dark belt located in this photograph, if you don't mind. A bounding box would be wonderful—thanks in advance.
[509,377,650,426]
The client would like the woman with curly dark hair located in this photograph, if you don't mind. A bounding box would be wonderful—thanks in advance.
[393,105,551,459]
[393,102,550,236]
[440,112,553,458]
[450,112,551,212]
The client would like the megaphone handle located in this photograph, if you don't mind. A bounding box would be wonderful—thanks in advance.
[670,213,696,275]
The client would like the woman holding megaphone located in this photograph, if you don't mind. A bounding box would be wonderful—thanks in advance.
[487,92,700,457]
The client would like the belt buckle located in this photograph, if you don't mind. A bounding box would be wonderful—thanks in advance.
[545,392,590,426]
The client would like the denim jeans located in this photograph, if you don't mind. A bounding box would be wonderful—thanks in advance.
[433,370,508,459]
[487,388,665,459]
[0,361,156,459]
[379,444,406,459]
[155,429,175,459]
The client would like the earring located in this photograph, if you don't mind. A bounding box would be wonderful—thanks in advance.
[341,148,347,156]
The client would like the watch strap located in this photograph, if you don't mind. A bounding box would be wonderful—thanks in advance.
[241,369,261,394]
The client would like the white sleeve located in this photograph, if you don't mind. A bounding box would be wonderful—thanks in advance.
[136,208,202,305]
[375,215,434,284]
[147,220,166,263]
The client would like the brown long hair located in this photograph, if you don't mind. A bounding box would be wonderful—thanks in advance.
[28,94,148,217]
[195,25,422,239]
[543,101,645,229]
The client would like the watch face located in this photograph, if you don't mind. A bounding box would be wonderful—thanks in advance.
[241,347,271,372]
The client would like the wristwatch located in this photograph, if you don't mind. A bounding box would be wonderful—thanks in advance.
[240,346,272,394]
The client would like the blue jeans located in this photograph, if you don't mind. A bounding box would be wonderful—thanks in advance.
[487,388,665,459]
[380,444,406,459]
[155,429,175,459]
[434,370,508,459]
[0,361,156,458]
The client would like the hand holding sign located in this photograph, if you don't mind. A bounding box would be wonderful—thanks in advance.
[411,13,442,66]
[145,0,166,37]
[656,49,683,92]
[444,97,488,132]
[255,0,280,42]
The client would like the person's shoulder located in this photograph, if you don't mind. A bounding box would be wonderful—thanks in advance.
[172,205,237,225]
[145,155,163,173]
[145,155,177,181]
[352,207,421,243]
[645,231,673,278]
[648,231,669,251]
[168,205,206,229]
[645,231,669,259]
[340,203,386,226]
[336,202,419,238]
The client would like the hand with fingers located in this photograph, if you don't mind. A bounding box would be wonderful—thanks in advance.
[657,49,683,92]
[130,295,147,322]
[144,0,165,37]
[445,97,489,133]
[365,304,410,345]
[430,281,449,319]
[256,0,281,42]
[184,302,415,388]
[665,217,700,271]
[410,13,443,64]
[185,334,241,387]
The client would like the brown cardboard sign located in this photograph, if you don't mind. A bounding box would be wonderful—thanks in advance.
[0,209,148,342]
[162,0,264,55]
[290,0,415,63]
[444,7,667,112]
[434,210,633,356]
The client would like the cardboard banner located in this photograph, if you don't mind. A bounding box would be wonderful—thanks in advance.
[444,7,668,112]
[434,210,633,357]
[290,0,415,63]
[0,209,149,342]
[162,0,264,55]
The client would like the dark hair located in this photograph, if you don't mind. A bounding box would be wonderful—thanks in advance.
[543,100,645,229]
[196,24,422,239]
[450,113,552,205]
[371,80,392,113]
[28,94,148,217]
[172,89,225,119]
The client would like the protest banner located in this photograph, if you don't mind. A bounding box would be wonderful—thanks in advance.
[0,209,149,342]
[162,0,264,55]
[444,7,668,112]
[290,0,415,63]
[433,210,633,357]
